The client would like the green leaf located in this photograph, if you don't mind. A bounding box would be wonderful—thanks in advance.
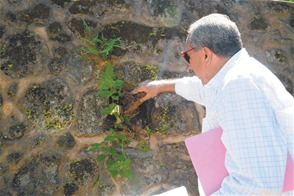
[104,135,115,142]
[83,38,95,46]
[108,162,120,171]
[101,103,117,115]
[98,83,109,90]
[118,153,126,161]
[92,37,102,45]
[111,95,119,101]
[120,169,133,180]
[82,20,92,38]
[108,169,118,177]
[113,80,123,87]
[117,134,127,140]
[99,90,112,98]
[102,147,111,154]
[101,108,112,115]
[110,149,119,157]
[106,158,115,166]
[88,47,99,55]
[96,154,107,162]
[87,143,99,151]
[123,158,132,166]
[104,64,114,78]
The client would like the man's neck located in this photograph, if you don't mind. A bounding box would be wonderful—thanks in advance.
[202,55,230,85]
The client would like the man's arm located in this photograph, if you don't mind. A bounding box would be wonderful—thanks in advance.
[132,77,205,105]
[131,79,177,102]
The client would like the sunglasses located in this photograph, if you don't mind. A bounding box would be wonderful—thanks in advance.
[181,48,195,64]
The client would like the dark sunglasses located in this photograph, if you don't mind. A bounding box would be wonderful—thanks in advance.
[181,48,195,64]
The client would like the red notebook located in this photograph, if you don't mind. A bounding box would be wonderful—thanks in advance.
[185,128,294,195]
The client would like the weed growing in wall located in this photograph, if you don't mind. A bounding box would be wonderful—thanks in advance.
[98,63,123,115]
[88,63,133,180]
[78,21,123,59]
[79,23,134,180]
[88,129,132,180]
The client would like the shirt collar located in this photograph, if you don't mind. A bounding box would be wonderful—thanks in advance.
[205,48,249,92]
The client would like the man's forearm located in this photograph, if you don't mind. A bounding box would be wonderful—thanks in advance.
[132,79,179,102]
[149,79,177,94]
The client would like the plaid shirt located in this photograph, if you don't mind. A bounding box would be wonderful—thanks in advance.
[175,48,294,195]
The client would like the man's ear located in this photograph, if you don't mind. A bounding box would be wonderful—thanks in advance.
[202,47,213,63]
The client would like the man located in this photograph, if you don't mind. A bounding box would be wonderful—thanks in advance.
[132,14,294,195]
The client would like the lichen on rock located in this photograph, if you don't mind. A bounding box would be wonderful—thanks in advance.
[20,79,74,132]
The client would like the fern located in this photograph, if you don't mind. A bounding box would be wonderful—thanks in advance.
[78,21,123,59]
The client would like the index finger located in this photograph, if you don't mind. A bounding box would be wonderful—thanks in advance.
[131,86,142,94]
[131,80,150,94]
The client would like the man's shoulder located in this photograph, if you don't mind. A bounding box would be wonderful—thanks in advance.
[224,57,275,88]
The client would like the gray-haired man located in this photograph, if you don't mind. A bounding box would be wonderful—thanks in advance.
[132,14,294,195]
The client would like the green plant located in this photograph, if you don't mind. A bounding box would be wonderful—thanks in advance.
[145,125,153,137]
[149,29,166,38]
[89,63,133,180]
[154,107,169,134]
[88,129,132,180]
[78,21,123,59]
[144,64,159,80]
[98,63,123,120]
[136,138,150,152]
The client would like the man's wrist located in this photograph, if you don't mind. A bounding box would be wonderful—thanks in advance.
[150,79,177,94]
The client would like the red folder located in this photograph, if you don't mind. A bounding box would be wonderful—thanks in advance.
[185,128,294,195]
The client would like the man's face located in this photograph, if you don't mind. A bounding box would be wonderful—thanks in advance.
[184,42,207,83]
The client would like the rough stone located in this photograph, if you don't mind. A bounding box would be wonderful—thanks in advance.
[77,90,107,136]
[0,93,3,107]
[20,79,74,132]
[266,49,287,64]
[0,31,40,78]
[115,62,159,85]
[19,3,51,24]
[67,18,97,37]
[158,142,198,194]
[9,123,26,140]
[250,15,269,30]
[7,82,18,100]
[69,158,97,183]
[63,182,79,196]
[151,94,201,134]
[69,0,96,15]
[65,53,94,84]
[48,22,72,43]
[0,163,8,175]
[0,26,4,38]
[276,74,293,95]
[11,154,61,195]
[51,0,72,8]
[7,151,23,163]
[5,11,17,22]
[57,132,76,148]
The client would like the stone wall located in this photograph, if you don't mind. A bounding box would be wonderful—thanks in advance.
[0,0,293,195]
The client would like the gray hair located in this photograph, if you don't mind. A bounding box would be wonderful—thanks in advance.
[188,13,243,57]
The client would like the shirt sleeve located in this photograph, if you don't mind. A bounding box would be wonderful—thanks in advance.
[213,78,288,195]
[175,76,205,105]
